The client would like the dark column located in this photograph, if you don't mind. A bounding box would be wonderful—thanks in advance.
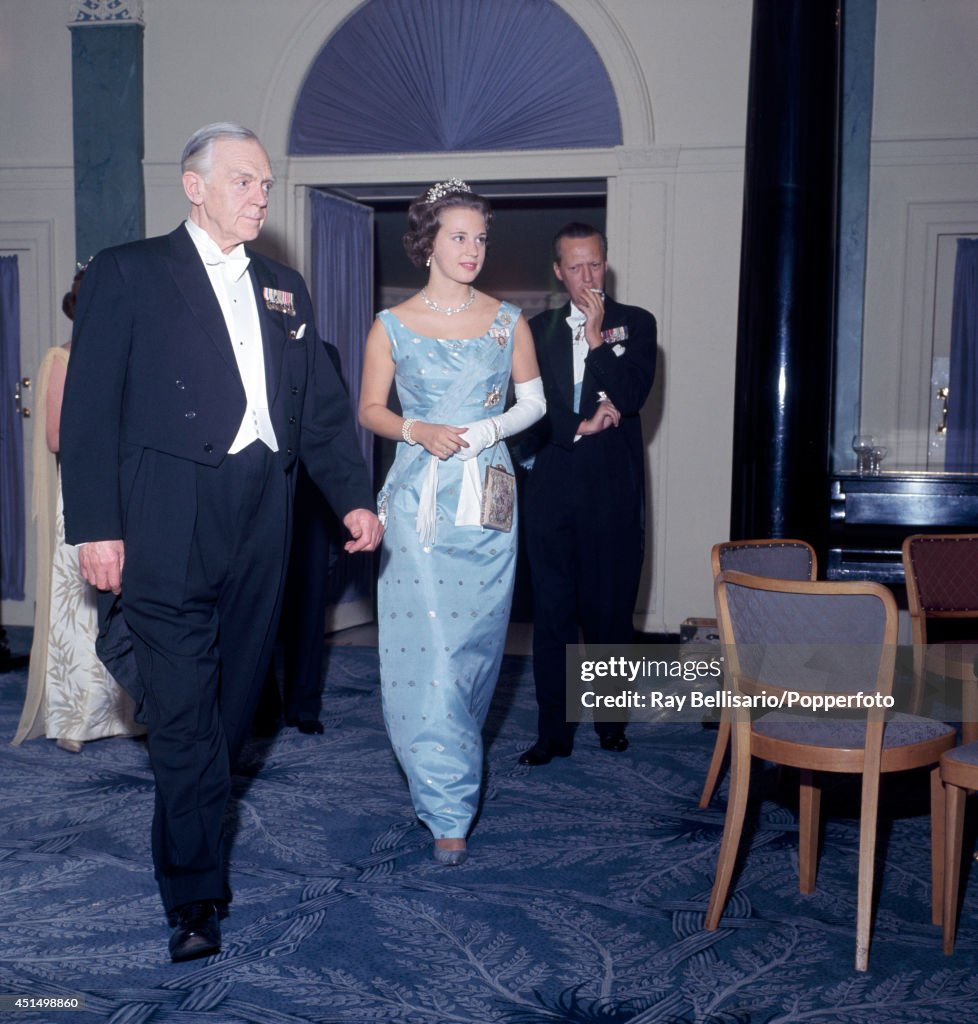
[729,0,841,552]
[69,7,145,261]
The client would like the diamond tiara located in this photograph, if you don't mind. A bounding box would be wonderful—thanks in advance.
[425,179,472,204]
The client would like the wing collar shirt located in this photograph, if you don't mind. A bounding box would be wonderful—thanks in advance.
[185,218,279,454]
[565,303,588,441]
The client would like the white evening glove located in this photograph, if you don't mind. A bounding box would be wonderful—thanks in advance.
[454,418,497,461]
[455,377,546,461]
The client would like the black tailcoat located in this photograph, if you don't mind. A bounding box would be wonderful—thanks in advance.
[524,296,657,744]
[60,224,373,911]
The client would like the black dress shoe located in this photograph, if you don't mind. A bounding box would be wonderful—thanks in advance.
[295,719,324,735]
[599,733,629,753]
[518,739,573,766]
[168,901,221,963]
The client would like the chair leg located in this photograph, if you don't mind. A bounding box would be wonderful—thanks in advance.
[799,769,821,894]
[705,728,751,930]
[855,768,882,972]
[698,714,730,809]
[943,781,966,955]
[930,766,945,926]
[962,672,978,746]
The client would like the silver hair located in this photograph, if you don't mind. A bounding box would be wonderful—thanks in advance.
[181,122,260,176]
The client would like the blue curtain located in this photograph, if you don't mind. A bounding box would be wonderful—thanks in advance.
[290,0,621,155]
[0,255,25,600]
[309,189,375,605]
[946,238,978,472]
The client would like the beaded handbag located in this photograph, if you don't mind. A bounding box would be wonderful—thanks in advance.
[480,462,515,532]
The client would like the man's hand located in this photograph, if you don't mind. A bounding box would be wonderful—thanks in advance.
[342,508,384,553]
[78,539,125,594]
[577,399,621,436]
[578,287,606,349]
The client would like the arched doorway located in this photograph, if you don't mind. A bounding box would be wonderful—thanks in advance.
[260,0,667,634]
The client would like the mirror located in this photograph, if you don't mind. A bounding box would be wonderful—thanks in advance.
[847,2,978,479]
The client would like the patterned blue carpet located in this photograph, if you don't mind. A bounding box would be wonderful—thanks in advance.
[1,627,977,1023]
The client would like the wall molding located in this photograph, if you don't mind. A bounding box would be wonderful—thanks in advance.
[871,135,978,166]
[67,1,144,26]
[0,166,74,191]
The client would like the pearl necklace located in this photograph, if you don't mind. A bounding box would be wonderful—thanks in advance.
[420,286,475,316]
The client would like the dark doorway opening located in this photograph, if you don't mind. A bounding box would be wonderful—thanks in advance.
[328,180,608,622]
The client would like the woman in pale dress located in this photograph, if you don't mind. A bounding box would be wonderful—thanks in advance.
[359,181,545,864]
[13,269,144,751]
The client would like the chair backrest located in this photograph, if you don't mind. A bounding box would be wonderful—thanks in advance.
[712,539,817,582]
[714,571,897,699]
[902,534,978,624]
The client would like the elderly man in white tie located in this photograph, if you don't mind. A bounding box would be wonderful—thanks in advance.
[60,123,382,961]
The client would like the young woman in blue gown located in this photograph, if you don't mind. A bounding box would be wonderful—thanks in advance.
[359,181,545,864]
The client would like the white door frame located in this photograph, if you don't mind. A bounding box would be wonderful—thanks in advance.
[1,219,56,627]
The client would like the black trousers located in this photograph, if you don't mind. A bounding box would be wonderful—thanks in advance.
[524,451,642,746]
[121,443,290,913]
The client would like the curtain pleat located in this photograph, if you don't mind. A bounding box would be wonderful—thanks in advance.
[309,190,374,605]
[946,238,978,472]
[0,255,25,600]
[290,0,621,155]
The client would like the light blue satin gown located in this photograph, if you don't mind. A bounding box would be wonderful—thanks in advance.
[376,302,519,840]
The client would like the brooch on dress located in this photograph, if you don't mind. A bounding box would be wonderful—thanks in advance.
[489,328,508,348]
[484,385,502,408]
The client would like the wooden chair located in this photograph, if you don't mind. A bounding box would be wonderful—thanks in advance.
[941,737,978,954]
[902,533,978,743]
[705,570,956,972]
[698,540,817,808]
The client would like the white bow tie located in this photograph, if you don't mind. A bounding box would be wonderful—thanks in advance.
[205,248,251,282]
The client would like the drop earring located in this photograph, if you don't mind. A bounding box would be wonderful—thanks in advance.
[426,255,431,268]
